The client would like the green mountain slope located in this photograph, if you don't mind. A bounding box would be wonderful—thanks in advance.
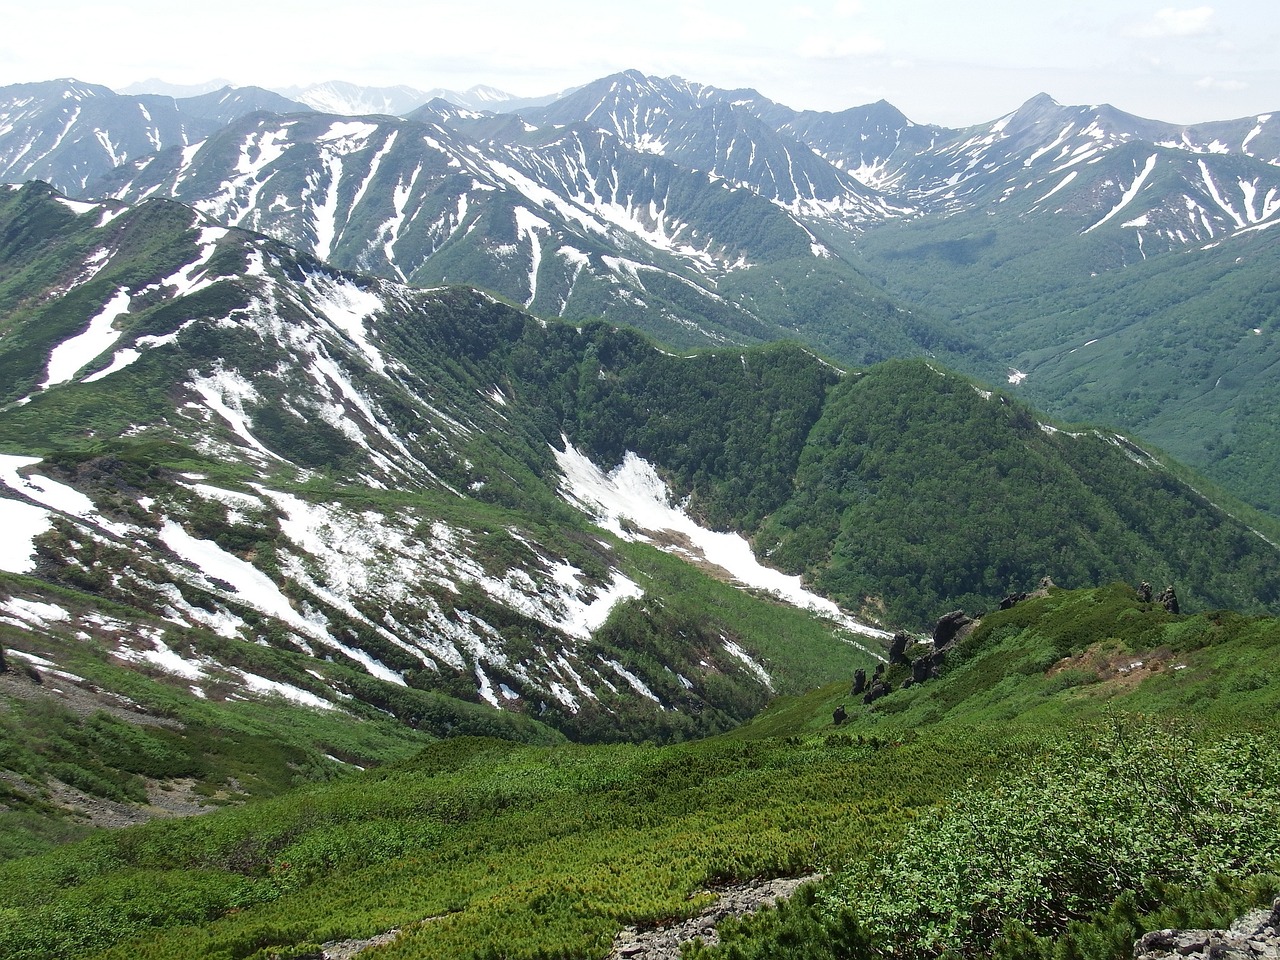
[0,184,885,852]
[1,582,1275,960]
[537,347,1280,626]
[849,174,1280,520]
[2,182,1278,887]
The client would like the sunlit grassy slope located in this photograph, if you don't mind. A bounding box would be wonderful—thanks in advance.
[1,583,1276,960]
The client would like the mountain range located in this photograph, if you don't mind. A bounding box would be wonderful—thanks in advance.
[0,67,1279,861]
[2,70,1275,515]
[1,173,1277,761]
[0,67,1279,960]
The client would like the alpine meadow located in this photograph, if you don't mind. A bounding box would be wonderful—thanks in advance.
[0,62,1277,960]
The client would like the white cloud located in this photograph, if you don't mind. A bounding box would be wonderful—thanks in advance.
[1196,75,1248,91]
[832,0,864,17]
[1132,6,1216,38]
[799,32,886,59]
[678,3,748,41]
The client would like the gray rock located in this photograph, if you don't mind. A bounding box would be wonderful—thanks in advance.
[1135,900,1280,960]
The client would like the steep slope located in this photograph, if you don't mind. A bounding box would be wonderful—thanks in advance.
[92,110,797,344]
[831,96,1280,519]
[0,80,305,195]
[1,581,1276,960]
[839,93,1280,234]
[2,183,1277,852]
[945,225,1280,517]
[553,351,1280,626]
[526,70,906,225]
[92,107,960,365]
[3,182,1275,691]
[755,98,946,193]
[0,182,892,760]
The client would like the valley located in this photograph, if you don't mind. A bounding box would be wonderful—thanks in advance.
[0,67,1277,960]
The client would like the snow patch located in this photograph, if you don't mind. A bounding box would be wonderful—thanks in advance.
[554,441,889,642]
[1084,154,1157,234]
[41,288,131,388]
[722,637,774,692]
[305,273,388,373]
[0,497,51,573]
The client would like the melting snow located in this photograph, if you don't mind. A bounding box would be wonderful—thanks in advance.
[41,288,131,388]
[232,668,335,710]
[722,637,774,691]
[1084,154,1157,234]
[1198,160,1246,229]
[188,367,281,460]
[55,197,97,215]
[305,273,388,373]
[0,596,71,627]
[160,520,315,629]
[601,657,662,704]
[554,441,889,641]
[0,454,125,535]
[4,649,85,685]
[163,503,405,686]
[114,629,336,710]
[1034,170,1077,205]
[0,497,52,573]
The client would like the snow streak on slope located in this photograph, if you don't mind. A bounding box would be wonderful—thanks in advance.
[554,440,890,644]
[1084,154,1158,233]
[40,288,131,388]
[303,272,388,373]
[0,455,53,574]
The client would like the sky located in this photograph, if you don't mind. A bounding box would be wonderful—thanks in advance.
[3,1,1278,126]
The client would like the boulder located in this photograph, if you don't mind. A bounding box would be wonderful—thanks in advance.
[851,668,867,696]
[1133,898,1279,960]
[862,679,891,705]
[888,632,911,665]
[932,610,973,650]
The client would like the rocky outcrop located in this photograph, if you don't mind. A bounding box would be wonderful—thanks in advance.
[851,667,866,696]
[862,663,891,704]
[1134,899,1280,960]
[888,632,911,665]
[862,679,891,705]
[607,874,822,959]
[900,609,977,688]
[932,610,973,650]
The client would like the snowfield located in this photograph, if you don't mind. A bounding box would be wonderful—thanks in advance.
[553,439,891,644]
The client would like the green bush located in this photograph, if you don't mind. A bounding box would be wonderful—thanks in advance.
[824,719,1280,959]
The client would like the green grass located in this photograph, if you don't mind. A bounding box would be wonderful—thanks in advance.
[0,584,1275,960]
[0,730,993,960]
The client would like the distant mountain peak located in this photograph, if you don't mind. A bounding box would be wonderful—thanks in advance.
[119,78,234,98]
[1024,91,1062,108]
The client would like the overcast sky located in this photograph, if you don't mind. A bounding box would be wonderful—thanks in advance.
[4,1,1277,126]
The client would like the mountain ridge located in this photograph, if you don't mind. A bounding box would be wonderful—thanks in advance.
[3,69,1280,517]
[0,183,1275,748]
